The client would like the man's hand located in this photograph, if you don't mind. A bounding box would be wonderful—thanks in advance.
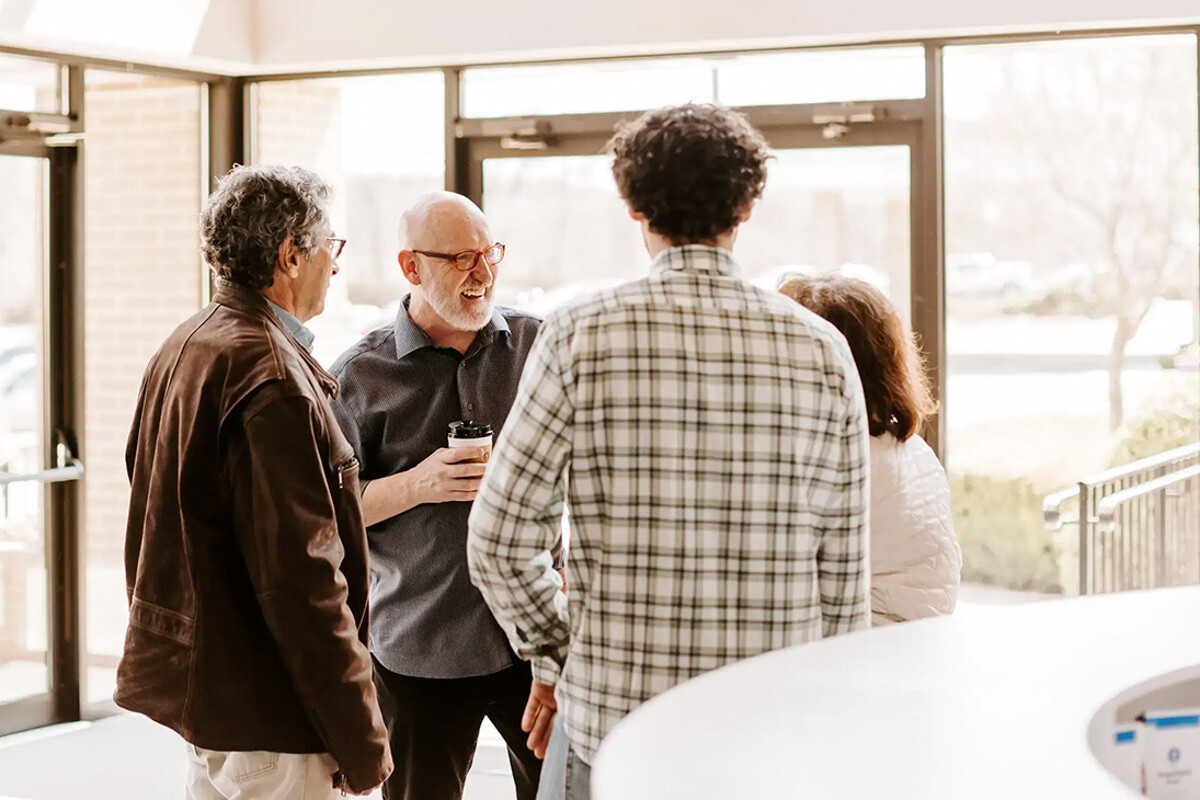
[522,680,557,759]
[332,771,380,796]
[409,447,489,505]
[361,446,491,525]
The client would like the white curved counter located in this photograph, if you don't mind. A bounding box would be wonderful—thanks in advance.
[592,587,1200,799]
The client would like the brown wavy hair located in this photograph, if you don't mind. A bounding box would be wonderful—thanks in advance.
[607,103,771,244]
[778,274,938,441]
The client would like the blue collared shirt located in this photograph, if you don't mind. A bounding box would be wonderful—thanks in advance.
[266,299,315,352]
[328,297,543,678]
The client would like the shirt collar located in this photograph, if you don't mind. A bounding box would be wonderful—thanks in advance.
[649,244,741,279]
[265,299,315,353]
[392,294,510,361]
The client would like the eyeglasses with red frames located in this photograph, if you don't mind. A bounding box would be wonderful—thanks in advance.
[324,237,347,260]
[412,242,505,272]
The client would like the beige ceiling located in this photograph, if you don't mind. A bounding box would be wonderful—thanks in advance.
[0,0,1197,75]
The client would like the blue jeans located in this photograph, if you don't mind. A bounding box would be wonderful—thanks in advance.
[536,717,568,800]
[536,717,591,800]
[565,745,591,800]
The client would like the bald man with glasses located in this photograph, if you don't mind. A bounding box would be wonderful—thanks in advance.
[329,192,551,800]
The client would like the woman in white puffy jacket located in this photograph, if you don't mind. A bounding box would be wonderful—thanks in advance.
[779,274,963,626]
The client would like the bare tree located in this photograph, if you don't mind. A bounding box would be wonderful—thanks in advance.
[950,39,1199,430]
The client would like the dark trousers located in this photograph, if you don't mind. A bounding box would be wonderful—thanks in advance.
[372,656,542,800]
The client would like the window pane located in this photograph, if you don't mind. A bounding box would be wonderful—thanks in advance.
[736,146,911,316]
[944,34,1200,597]
[482,146,910,320]
[716,46,925,106]
[252,72,445,367]
[0,155,49,706]
[0,54,59,113]
[83,70,204,706]
[462,59,714,118]
[483,155,645,314]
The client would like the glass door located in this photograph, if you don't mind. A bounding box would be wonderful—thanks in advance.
[733,144,912,322]
[0,152,54,732]
[0,146,82,735]
[476,153,645,314]
[463,114,923,379]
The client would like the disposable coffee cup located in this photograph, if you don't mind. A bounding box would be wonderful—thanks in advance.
[447,420,493,462]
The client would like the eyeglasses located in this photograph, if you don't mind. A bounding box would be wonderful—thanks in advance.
[412,242,505,272]
[324,237,347,260]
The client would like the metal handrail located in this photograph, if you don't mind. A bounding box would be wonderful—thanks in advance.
[1042,442,1200,528]
[1096,464,1200,533]
[1042,485,1081,530]
[1043,441,1200,595]
[1074,442,1200,489]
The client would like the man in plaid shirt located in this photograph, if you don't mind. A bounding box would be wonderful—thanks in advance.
[467,103,870,798]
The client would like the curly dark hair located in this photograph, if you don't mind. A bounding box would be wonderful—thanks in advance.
[200,165,332,290]
[778,273,938,441]
[607,103,771,245]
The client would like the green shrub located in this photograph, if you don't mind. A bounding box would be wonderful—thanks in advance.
[952,473,1063,594]
[1110,391,1200,466]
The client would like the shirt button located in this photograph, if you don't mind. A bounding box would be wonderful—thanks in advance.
[466,404,474,412]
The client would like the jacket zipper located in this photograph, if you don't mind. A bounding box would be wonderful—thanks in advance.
[336,457,359,489]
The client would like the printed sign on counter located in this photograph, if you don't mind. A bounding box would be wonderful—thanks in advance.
[1142,709,1200,799]
[1107,726,1141,793]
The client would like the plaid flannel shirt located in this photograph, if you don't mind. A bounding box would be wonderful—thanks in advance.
[467,245,870,763]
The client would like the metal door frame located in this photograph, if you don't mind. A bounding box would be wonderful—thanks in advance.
[456,95,944,452]
[0,128,84,736]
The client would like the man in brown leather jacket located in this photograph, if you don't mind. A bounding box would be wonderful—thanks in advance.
[117,165,392,798]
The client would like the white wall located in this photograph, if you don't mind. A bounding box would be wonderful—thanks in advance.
[0,0,255,73]
[0,0,1197,73]
[252,0,1200,71]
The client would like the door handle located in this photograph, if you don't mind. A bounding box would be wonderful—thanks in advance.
[0,429,84,486]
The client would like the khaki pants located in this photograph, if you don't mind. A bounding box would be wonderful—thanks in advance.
[185,744,343,800]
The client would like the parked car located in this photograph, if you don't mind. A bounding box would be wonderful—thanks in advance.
[749,263,892,295]
[0,328,34,374]
[946,252,1035,297]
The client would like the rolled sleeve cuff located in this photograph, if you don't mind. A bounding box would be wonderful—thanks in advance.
[532,656,562,686]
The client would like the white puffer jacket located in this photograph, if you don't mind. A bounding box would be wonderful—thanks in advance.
[869,433,962,626]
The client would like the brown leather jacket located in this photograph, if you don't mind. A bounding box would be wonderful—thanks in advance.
[116,279,391,793]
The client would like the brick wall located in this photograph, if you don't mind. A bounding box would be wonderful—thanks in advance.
[82,74,203,678]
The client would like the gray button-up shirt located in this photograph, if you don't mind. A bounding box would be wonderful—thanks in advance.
[329,297,542,678]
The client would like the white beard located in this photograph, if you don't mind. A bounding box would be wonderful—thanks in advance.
[421,265,493,331]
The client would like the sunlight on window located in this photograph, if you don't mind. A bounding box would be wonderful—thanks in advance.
[0,54,59,113]
[253,72,446,367]
[716,46,925,106]
[737,146,910,315]
[943,33,1200,598]
[463,59,715,117]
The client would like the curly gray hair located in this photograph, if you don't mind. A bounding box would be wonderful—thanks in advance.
[200,165,333,290]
